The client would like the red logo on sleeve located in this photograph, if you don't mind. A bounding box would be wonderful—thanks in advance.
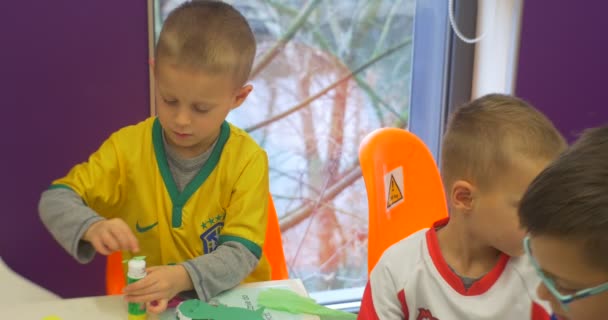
[416,308,438,320]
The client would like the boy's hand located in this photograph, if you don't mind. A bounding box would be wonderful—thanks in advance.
[82,218,139,255]
[123,265,193,314]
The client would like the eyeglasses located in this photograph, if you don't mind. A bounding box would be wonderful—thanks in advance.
[523,236,608,311]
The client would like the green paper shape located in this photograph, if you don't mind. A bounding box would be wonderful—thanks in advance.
[178,299,265,320]
[258,289,356,320]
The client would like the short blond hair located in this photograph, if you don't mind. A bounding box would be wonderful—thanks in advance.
[155,0,256,87]
[441,94,567,190]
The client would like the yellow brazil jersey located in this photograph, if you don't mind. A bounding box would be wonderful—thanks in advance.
[51,117,271,283]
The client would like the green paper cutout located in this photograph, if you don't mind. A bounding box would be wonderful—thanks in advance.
[177,300,265,320]
[258,289,357,320]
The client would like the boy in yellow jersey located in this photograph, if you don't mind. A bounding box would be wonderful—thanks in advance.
[39,0,269,314]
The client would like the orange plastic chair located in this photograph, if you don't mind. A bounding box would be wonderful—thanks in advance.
[106,249,125,295]
[263,195,289,281]
[106,194,288,295]
[359,128,448,274]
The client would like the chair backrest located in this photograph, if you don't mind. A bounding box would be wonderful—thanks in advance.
[264,195,289,281]
[359,128,448,274]
[106,194,288,295]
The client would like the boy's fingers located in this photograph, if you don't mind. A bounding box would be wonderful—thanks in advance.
[109,228,129,251]
[113,220,140,253]
[125,228,140,252]
[145,266,161,273]
[110,228,138,252]
[124,277,157,294]
[101,232,120,252]
[146,299,168,314]
[124,291,163,304]
[92,238,111,255]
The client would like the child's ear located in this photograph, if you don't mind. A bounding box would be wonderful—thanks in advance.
[451,180,474,211]
[232,84,253,109]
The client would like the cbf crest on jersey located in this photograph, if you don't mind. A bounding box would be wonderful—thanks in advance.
[417,308,438,320]
[200,213,226,254]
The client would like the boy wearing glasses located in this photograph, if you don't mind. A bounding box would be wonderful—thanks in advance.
[520,125,608,320]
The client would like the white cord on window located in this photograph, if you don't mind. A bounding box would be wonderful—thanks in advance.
[448,0,493,44]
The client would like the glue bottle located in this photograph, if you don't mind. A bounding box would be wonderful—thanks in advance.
[127,257,147,320]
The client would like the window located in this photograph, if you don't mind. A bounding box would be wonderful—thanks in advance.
[152,0,452,307]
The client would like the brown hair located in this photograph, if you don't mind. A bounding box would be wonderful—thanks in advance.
[155,0,256,87]
[519,124,608,269]
[441,93,566,191]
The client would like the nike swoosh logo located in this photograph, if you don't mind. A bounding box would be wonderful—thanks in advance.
[136,221,158,233]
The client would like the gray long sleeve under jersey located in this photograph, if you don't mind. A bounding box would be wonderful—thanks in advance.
[38,135,259,301]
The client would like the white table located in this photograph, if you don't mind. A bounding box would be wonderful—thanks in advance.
[0,276,319,319]
[0,295,136,319]
[0,257,60,304]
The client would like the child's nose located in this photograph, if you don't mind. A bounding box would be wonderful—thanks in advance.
[175,109,191,126]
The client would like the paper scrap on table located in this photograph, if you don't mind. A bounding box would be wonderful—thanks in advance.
[258,288,357,320]
[177,299,265,320]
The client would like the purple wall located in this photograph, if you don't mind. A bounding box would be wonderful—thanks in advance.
[0,2,149,297]
[517,2,608,141]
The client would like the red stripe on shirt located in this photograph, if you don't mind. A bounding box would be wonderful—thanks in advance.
[358,282,380,320]
[357,282,410,319]
[531,302,551,320]
[398,289,410,318]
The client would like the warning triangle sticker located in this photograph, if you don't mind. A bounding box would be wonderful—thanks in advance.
[387,174,404,208]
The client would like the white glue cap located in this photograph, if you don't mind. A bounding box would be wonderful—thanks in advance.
[127,259,147,279]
